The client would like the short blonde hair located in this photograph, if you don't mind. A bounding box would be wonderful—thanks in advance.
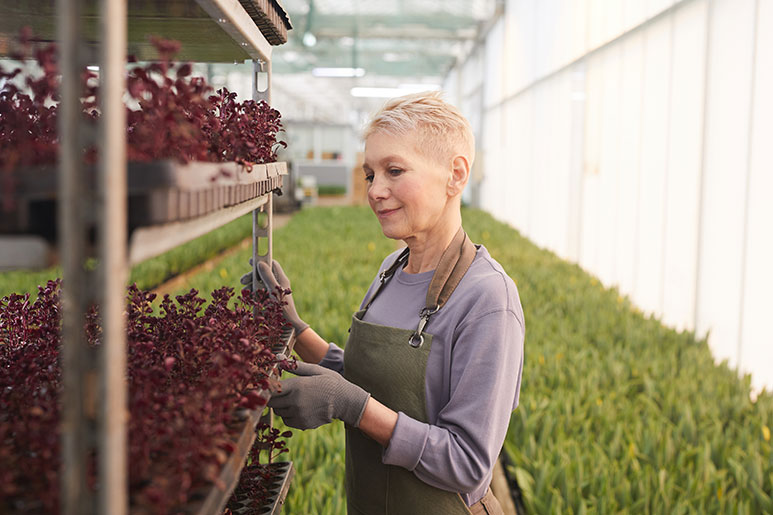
[363,91,475,167]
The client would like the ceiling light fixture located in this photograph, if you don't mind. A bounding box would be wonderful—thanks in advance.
[303,31,317,47]
[312,67,366,78]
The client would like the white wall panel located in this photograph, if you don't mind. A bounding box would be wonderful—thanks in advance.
[549,71,575,259]
[587,0,623,50]
[483,18,505,109]
[504,93,535,236]
[461,48,484,97]
[623,0,648,32]
[533,74,574,258]
[597,45,623,287]
[480,107,505,220]
[567,63,587,262]
[443,70,459,107]
[740,0,773,392]
[535,0,561,78]
[615,32,644,296]
[530,83,552,250]
[697,0,757,367]
[648,0,675,20]
[471,0,771,389]
[569,0,589,62]
[634,18,672,315]
[587,0,607,50]
[504,0,537,95]
[662,0,707,332]
[602,0,624,44]
[553,0,576,69]
[579,54,604,272]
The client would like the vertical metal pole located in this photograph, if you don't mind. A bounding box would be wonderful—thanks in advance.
[58,0,92,513]
[97,0,128,513]
[252,58,273,292]
[252,57,275,439]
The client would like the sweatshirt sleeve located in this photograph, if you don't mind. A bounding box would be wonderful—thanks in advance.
[381,308,524,493]
[317,341,345,374]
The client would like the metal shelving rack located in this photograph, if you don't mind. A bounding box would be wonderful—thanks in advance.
[0,1,291,513]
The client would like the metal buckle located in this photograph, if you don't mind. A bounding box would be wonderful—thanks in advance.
[408,305,440,348]
[409,332,424,348]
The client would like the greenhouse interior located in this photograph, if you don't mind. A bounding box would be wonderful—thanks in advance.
[0,0,771,513]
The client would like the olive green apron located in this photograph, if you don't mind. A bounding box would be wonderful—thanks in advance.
[343,228,481,514]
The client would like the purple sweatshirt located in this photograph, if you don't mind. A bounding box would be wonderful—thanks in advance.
[319,245,525,507]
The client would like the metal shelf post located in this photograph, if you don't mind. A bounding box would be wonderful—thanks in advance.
[97,0,128,514]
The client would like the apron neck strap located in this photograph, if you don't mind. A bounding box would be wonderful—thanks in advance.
[362,246,410,312]
[358,227,478,348]
[407,227,477,348]
[425,227,477,312]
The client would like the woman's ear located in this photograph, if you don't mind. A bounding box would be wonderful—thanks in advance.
[447,154,471,197]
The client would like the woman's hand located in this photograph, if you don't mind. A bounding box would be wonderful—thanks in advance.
[240,259,310,336]
[269,362,371,430]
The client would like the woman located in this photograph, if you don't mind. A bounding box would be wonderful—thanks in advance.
[252,92,524,514]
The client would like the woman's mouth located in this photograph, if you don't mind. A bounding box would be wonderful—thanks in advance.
[377,207,400,219]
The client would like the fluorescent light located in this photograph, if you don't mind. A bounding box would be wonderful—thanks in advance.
[350,84,442,98]
[312,67,366,78]
[302,32,317,47]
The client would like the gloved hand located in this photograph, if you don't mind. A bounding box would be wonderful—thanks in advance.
[240,259,309,335]
[269,361,371,430]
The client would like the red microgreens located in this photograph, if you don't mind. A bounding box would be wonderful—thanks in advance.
[0,281,294,513]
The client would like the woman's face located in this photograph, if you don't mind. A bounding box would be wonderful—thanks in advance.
[363,130,451,242]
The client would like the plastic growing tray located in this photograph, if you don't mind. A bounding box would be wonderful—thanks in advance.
[226,461,295,514]
[237,0,293,45]
[171,327,295,515]
[0,161,287,240]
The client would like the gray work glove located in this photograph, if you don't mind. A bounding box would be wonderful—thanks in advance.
[269,361,371,430]
[239,259,309,335]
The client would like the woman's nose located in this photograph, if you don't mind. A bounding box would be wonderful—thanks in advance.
[367,173,389,201]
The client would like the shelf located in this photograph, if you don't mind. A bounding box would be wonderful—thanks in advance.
[0,0,273,62]
[0,161,287,270]
[129,193,269,265]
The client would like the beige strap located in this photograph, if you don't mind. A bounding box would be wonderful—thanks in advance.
[409,227,477,347]
[426,227,478,310]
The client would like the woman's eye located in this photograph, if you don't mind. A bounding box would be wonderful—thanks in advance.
[364,174,374,183]
[388,168,403,176]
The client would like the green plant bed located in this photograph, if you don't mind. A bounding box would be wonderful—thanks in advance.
[317,185,347,196]
[0,213,253,299]
[460,210,773,514]
[155,206,773,514]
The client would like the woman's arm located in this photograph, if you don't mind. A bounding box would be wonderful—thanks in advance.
[293,327,333,364]
[358,397,399,446]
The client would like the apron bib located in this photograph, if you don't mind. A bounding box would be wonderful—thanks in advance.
[343,228,489,514]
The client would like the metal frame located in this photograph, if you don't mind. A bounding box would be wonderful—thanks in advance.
[52,1,276,514]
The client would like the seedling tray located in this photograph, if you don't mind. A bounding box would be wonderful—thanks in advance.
[237,0,293,45]
[226,461,294,514]
[174,326,295,515]
[0,160,287,240]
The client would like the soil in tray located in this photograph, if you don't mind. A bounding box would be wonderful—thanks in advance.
[224,461,292,515]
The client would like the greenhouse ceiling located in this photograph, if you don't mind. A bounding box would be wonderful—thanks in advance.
[273,0,501,78]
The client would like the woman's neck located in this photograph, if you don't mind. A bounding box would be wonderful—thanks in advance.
[402,214,462,274]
